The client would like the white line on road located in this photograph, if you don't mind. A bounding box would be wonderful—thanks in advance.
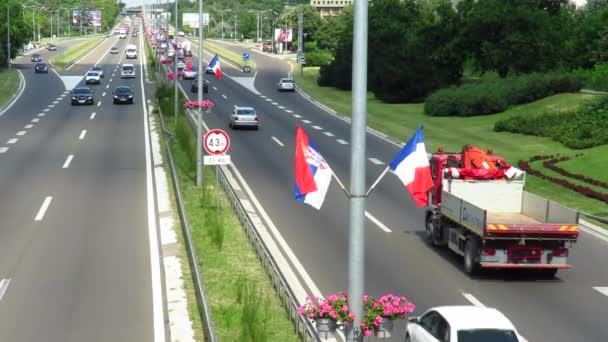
[369,158,385,165]
[106,84,110,89]
[109,78,113,82]
[272,136,285,147]
[0,147,8,153]
[221,94,228,99]
[56,97,62,101]
[79,130,87,140]
[336,139,349,145]
[312,125,322,130]
[90,112,96,120]
[271,102,279,105]
[64,91,69,94]
[53,101,59,104]
[593,287,608,297]
[365,211,392,233]
[265,98,272,102]
[286,110,294,113]
[34,196,53,221]
[462,293,486,307]
[323,132,335,137]
[213,86,218,90]
[7,138,18,144]
[259,94,266,98]
[38,113,45,117]
[0,278,10,301]
[16,131,26,136]
[278,106,285,109]
[62,155,74,169]
[112,73,115,77]
[31,118,39,123]
[60,94,66,98]
[43,108,50,112]
[302,120,311,124]
[97,101,102,107]
[25,124,33,128]
[48,104,55,108]
[102,92,106,97]
[293,114,302,118]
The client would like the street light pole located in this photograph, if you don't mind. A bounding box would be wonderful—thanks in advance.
[174,0,179,127]
[298,7,303,76]
[196,0,205,188]
[7,6,11,69]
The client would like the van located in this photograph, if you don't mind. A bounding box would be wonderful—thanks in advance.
[119,29,127,39]
[121,64,136,78]
[125,44,137,59]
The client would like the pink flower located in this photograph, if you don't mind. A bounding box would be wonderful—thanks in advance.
[298,306,306,315]
[307,313,315,319]
[329,311,337,318]
[348,312,355,319]
[363,294,369,302]
[360,322,367,328]
[363,329,372,336]
[328,294,338,301]
[341,305,349,312]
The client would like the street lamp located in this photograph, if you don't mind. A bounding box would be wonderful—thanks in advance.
[22,5,41,42]
[220,9,232,40]
[247,9,271,44]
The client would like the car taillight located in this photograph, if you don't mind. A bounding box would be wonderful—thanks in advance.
[232,116,238,121]
[254,116,259,122]
[552,248,568,257]
[482,247,495,256]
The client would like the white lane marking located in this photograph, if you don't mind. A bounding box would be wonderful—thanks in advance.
[462,293,486,307]
[106,84,110,89]
[43,108,50,112]
[25,124,33,128]
[293,114,302,118]
[302,119,311,124]
[0,147,8,153]
[64,91,69,94]
[312,125,322,130]
[7,138,18,144]
[16,131,26,136]
[56,97,62,101]
[278,106,285,109]
[38,113,45,117]
[285,110,294,113]
[365,211,392,233]
[323,132,335,137]
[369,158,385,165]
[48,104,55,108]
[272,136,285,147]
[102,92,106,97]
[593,287,608,297]
[221,94,228,99]
[34,196,53,221]
[259,94,266,98]
[53,101,59,104]
[0,278,10,301]
[213,86,218,90]
[90,112,96,120]
[336,139,349,145]
[62,155,74,169]
[60,94,66,98]
[0,70,25,117]
[79,130,87,140]
[265,98,272,102]
[112,73,115,77]
[97,101,102,107]
[31,118,39,123]
[109,78,113,82]
[271,102,279,105]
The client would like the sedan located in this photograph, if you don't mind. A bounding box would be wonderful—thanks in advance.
[34,62,48,73]
[46,44,57,51]
[205,66,214,74]
[191,79,209,94]
[406,306,524,342]
[277,78,295,92]
[229,106,259,130]
[85,71,102,84]
[112,86,134,104]
[30,53,42,62]
[110,46,120,54]
[71,87,95,105]
[90,66,104,78]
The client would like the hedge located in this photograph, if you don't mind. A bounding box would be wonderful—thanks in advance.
[425,74,582,116]
[571,63,608,91]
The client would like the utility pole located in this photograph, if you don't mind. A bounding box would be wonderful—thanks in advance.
[234,11,237,42]
[297,7,303,76]
[345,0,368,340]
[7,6,10,69]
[80,10,83,36]
[68,10,71,36]
[196,0,205,188]
[174,0,179,127]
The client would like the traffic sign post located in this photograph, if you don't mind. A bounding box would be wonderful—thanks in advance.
[242,52,250,61]
[203,129,231,156]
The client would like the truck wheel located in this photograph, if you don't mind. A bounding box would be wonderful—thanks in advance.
[464,238,481,276]
[425,214,442,246]
[537,268,558,279]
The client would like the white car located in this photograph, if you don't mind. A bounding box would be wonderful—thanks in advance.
[85,71,101,84]
[277,78,295,92]
[178,31,185,37]
[406,306,524,342]
[120,64,136,78]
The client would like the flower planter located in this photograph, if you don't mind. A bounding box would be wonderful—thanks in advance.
[375,317,394,338]
[316,318,338,339]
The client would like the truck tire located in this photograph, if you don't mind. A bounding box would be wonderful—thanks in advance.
[464,238,481,276]
[537,268,558,279]
[425,214,442,247]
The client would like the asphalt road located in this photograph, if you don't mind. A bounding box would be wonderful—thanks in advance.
[169,38,608,342]
[0,31,161,341]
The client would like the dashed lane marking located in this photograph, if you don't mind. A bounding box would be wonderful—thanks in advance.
[286,110,294,113]
[53,101,59,104]
[7,138,18,144]
[102,92,106,97]
[16,131,26,136]
[62,155,74,169]
[302,120,311,124]
[272,102,279,105]
[48,105,55,108]
[31,118,39,123]
[106,84,110,89]
[323,132,335,137]
[265,98,272,102]
[336,139,349,145]
[0,147,8,153]
[97,101,102,107]
[34,196,53,221]
[25,124,33,128]
[462,293,485,307]
[213,86,218,90]
[272,136,285,147]
[0,278,10,301]
[38,113,45,117]
[312,125,322,130]
[294,114,302,118]
[43,108,50,112]
[278,106,285,109]
[221,94,228,99]
[369,158,385,165]
[365,211,392,233]
[593,287,608,297]
[259,94,266,98]
[90,112,96,120]
[79,130,87,140]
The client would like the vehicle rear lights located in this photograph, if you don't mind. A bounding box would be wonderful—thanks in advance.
[254,117,259,121]
[552,248,568,257]
[232,116,238,121]
[482,247,496,256]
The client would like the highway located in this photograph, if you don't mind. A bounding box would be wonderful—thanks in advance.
[0,31,162,341]
[175,39,608,341]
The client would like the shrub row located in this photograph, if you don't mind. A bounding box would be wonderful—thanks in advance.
[425,74,582,116]
[518,160,608,204]
[571,63,608,91]
[540,157,608,190]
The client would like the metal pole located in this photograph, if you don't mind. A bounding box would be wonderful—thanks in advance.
[32,8,35,42]
[234,12,236,42]
[7,6,10,69]
[50,11,53,41]
[196,0,205,188]
[298,8,303,76]
[174,0,179,127]
[221,11,223,40]
[68,10,70,37]
[80,10,83,36]
[345,0,368,340]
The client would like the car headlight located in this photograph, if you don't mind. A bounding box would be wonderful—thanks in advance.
[114,95,119,99]
[128,95,133,98]
[72,97,77,100]
[87,96,93,99]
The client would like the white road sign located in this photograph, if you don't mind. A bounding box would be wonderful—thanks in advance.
[204,155,231,165]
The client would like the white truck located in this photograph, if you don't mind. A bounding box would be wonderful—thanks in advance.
[119,29,127,39]
[125,44,137,59]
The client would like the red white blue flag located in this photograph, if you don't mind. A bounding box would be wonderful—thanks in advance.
[294,126,332,210]
[208,54,222,80]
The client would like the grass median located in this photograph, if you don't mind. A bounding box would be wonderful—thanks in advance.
[187,39,256,70]
[294,63,608,224]
[155,84,299,341]
[0,68,20,110]
[51,37,104,69]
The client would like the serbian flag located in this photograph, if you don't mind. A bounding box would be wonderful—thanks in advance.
[294,126,332,210]
[389,126,433,207]
[208,54,222,80]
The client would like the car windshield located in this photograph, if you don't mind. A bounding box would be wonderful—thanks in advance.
[112,47,118,50]
[457,329,519,342]
[73,88,91,95]
[123,66,134,71]
[37,63,45,67]
[116,87,131,94]
[87,72,98,76]
[33,54,40,58]
[281,79,294,84]
[92,67,102,71]
[237,109,256,115]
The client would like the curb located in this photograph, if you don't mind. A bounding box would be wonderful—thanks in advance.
[0,70,25,117]
[580,219,608,239]
[580,88,608,95]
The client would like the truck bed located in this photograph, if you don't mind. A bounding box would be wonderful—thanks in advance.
[486,212,541,225]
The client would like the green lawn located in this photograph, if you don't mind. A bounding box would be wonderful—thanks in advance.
[188,39,256,70]
[0,68,20,110]
[156,106,299,341]
[51,37,104,69]
[294,64,608,221]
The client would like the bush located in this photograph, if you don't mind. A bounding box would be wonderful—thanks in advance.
[571,63,608,91]
[304,49,333,67]
[425,74,582,116]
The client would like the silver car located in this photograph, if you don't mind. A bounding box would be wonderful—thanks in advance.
[277,78,295,92]
[229,106,259,130]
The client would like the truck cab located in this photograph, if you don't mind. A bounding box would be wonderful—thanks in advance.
[125,44,137,59]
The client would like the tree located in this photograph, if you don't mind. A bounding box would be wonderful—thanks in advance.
[0,1,31,67]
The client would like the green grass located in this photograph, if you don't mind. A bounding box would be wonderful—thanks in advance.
[145,39,157,81]
[155,105,299,341]
[0,68,20,110]
[188,39,256,70]
[294,64,608,222]
[51,37,104,69]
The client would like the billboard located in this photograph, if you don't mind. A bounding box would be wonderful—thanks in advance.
[88,11,102,27]
[275,28,293,43]
[182,13,209,29]
[72,10,101,27]
[72,10,81,25]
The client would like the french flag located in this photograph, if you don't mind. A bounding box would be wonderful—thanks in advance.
[294,126,332,210]
[208,54,222,80]
[389,126,433,207]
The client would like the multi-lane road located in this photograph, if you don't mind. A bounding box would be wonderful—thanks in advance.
[0,31,163,341]
[175,38,608,341]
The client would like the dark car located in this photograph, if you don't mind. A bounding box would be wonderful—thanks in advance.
[71,87,95,105]
[191,79,209,94]
[47,44,57,51]
[112,86,134,104]
[30,53,42,62]
[34,63,48,73]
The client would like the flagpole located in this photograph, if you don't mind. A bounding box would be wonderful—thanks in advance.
[364,166,390,197]
[331,170,351,198]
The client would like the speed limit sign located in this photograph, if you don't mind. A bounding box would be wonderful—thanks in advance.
[203,129,231,155]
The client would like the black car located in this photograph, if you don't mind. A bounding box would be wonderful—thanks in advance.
[34,63,48,73]
[30,53,42,62]
[191,79,209,94]
[112,86,134,104]
[71,87,95,105]
[47,44,57,51]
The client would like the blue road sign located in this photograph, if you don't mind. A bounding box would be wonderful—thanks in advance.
[243,52,250,61]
